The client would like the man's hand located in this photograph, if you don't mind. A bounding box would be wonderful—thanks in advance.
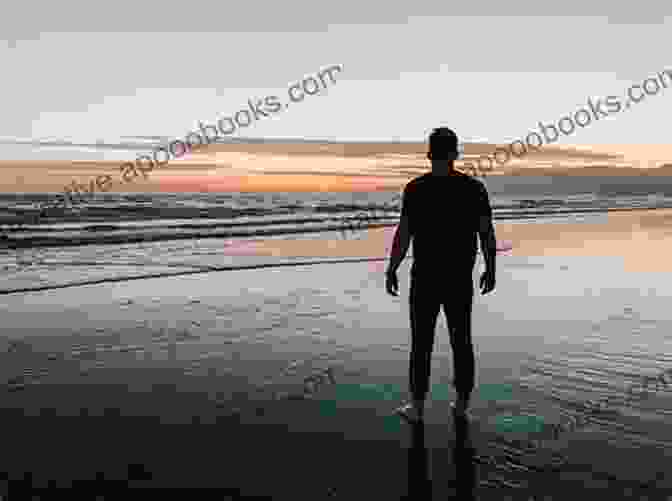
[480,269,496,295]
[385,270,399,296]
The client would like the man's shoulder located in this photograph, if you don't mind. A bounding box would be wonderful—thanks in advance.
[403,174,428,194]
[406,172,486,189]
[466,174,488,191]
[409,173,431,185]
[453,172,488,195]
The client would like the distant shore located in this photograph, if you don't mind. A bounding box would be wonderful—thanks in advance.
[0,138,668,194]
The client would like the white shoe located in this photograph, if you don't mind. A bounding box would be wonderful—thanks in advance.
[395,402,424,422]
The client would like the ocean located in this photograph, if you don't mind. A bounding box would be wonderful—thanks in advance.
[3,176,672,249]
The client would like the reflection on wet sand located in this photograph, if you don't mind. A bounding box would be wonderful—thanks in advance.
[451,413,478,500]
[403,411,477,500]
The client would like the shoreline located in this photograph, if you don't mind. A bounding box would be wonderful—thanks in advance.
[3,205,672,295]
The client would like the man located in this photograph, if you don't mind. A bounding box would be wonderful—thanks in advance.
[385,127,497,421]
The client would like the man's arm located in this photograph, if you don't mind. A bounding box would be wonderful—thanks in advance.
[386,212,412,275]
[385,187,412,296]
[477,182,497,293]
[386,186,412,275]
[479,216,496,271]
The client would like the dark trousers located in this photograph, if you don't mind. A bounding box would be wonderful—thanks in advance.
[408,265,475,401]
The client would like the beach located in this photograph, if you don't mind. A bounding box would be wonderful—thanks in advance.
[5,6,672,498]
[1,208,672,499]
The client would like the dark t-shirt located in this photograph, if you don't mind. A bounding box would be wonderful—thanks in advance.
[400,171,493,274]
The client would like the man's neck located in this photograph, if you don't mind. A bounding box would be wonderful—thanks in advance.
[430,161,456,176]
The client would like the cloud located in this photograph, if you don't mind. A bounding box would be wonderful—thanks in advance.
[0,138,160,152]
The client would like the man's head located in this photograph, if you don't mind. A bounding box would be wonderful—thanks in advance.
[427,127,459,163]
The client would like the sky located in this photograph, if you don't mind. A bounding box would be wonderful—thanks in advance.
[1,0,672,191]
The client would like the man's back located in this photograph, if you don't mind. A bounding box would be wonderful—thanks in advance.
[401,171,492,273]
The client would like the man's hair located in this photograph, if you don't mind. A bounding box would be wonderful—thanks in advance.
[428,127,459,159]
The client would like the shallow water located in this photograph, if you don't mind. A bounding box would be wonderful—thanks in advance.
[1,252,671,496]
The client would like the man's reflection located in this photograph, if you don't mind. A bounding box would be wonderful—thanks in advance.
[451,411,477,500]
[403,410,477,500]
[405,418,432,499]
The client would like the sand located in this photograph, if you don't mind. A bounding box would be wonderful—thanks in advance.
[1,211,672,498]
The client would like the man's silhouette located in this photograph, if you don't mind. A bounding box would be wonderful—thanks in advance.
[385,127,497,421]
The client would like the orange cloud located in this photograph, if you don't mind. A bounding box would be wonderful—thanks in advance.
[155,174,403,192]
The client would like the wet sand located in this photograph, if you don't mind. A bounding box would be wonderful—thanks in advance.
[1,210,672,498]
